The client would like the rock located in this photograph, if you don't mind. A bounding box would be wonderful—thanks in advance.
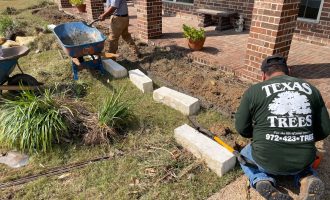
[210,80,216,86]
[15,36,37,46]
[153,87,200,116]
[0,151,29,168]
[129,69,153,93]
[174,124,236,177]
[102,59,128,78]
[2,40,20,47]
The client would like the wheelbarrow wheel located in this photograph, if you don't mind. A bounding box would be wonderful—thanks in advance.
[7,74,39,95]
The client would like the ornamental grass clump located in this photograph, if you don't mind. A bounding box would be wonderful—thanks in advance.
[0,16,21,39]
[83,88,133,145]
[98,89,132,128]
[0,90,72,153]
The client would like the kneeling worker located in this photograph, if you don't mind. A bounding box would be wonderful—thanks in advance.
[98,0,140,57]
[235,55,330,200]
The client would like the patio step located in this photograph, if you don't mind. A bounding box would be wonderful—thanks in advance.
[174,124,236,177]
[153,87,200,116]
[102,59,128,78]
[129,69,153,93]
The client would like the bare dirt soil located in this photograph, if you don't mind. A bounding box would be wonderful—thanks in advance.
[34,5,247,116]
[34,6,75,24]
[117,42,248,115]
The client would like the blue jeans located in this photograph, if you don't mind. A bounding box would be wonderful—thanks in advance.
[240,144,317,188]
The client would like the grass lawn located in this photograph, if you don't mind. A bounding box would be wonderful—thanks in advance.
[0,1,242,199]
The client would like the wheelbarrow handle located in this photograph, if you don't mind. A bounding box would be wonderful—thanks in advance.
[88,19,101,26]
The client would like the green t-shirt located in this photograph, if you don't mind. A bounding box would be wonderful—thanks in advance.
[235,75,330,175]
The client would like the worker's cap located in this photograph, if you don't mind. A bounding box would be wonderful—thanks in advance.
[261,54,288,73]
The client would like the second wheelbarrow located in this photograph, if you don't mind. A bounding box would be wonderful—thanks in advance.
[0,46,39,93]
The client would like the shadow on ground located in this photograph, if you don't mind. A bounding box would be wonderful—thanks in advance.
[290,63,330,79]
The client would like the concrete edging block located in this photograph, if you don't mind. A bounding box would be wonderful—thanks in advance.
[129,69,153,93]
[153,87,200,115]
[174,124,236,177]
[102,59,128,78]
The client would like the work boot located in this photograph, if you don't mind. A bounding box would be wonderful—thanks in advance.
[298,175,324,200]
[256,181,292,200]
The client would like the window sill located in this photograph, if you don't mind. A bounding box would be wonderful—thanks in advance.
[297,17,319,24]
[162,1,194,6]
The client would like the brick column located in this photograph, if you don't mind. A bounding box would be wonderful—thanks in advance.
[86,0,104,20]
[136,0,162,42]
[58,0,72,9]
[242,0,300,82]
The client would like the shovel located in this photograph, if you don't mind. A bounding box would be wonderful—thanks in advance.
[87,19,101,26]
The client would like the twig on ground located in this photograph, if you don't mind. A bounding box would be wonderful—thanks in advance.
[177,160,203,179]
[154,170,176,186]
[0,156,113,189]
[146,146,175,158]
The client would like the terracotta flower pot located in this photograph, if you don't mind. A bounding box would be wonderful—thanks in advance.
[76,4,86,13]
[188,38,206,51]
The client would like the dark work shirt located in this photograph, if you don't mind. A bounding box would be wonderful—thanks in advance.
[235,75,330,174]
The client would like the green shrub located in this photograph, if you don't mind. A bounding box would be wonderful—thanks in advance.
[69,0,84,5]
[182,24,205,41]
[0,16,14,36]
[98,88,132,129]
[0,90,72,153]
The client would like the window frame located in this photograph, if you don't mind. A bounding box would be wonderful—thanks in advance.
[297,0,324,23]
[162,0,194,6]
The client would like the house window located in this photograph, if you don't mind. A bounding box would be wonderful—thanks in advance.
[163,0,194,4]
[298,0,324,22]
[176,0,193,3]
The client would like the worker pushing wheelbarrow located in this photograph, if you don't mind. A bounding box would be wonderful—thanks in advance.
[0,38,39,94]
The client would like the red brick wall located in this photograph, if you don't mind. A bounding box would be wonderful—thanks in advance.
[163,1,196,18]
[195,0,254,29]
[162,0,253,28]
[136,0,163,41]
[58,0,72,8]
[162,0,330,46]
[86,0,104,20]
[243,0,300,82]
[294,0,330,46]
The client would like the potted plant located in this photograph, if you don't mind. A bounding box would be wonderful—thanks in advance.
[183,24,206,51]
[70,0,86,13]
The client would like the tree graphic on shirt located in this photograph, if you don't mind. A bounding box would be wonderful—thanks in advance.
[268,91,311,116]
